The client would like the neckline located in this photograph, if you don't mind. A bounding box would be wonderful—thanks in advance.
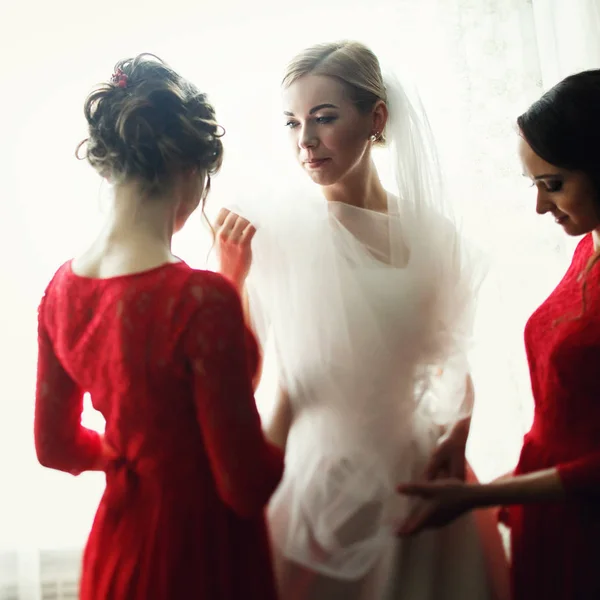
[327,193,399,218]
[327,199,410,269]
[67,259,185,282]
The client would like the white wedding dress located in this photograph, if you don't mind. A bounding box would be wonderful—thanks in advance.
[230,73,508,600]
[243,191,506,600]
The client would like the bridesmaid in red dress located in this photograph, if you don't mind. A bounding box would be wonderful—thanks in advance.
[397,69,600,600]
[34,54,284,600]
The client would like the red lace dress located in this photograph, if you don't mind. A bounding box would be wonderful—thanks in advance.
[507,235,600,599]
[34,261,284,600]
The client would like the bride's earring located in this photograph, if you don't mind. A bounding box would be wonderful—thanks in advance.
[370,132,380,142]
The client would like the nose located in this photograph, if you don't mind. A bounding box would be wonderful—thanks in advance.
[535,189,554,215]
[298,123,318,150]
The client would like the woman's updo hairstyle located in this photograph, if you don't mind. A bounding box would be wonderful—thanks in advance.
[77,53,224,199]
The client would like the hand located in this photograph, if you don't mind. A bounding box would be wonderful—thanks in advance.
[422,418,469,482]
[422,375,473,481]
[396,478,479,535]
[214,208,256,291]
[93,434,118,471]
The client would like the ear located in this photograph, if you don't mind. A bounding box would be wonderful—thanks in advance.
[372,100,388,137]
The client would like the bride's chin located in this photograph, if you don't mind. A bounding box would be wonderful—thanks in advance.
[305,171,340,187]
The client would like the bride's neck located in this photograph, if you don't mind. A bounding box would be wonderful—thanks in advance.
[322,159,387,213]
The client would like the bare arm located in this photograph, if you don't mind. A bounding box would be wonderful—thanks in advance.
[473,468,564,506]
[265,386,293,451]
[397,468,563,535]
[214,208,264,389]
[214,208,293,445]
[423,374,474,481]
[239,288,265,391]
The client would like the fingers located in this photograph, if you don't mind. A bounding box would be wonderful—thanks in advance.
[215,210,255,245]
[423,454,444,481]
[422,442,451,481]
[451,455,466,481]
[432,467,451,483]
[396,483,436,497]
[230,215,249,241]
[242,224,257,244]
[397,503,435,536]
[215,211,236,240]
[215,207,231,228]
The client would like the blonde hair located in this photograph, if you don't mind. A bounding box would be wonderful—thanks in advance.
[282,41,387,143]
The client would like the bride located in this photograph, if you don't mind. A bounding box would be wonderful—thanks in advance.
[215,40,507,600]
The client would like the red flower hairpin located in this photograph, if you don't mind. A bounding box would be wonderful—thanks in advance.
[111,68,128,89]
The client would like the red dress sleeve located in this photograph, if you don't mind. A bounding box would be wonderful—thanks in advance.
[555,346,600,494]
[184,274,284,518]
[557,454,600,492]
[34,294,103,475]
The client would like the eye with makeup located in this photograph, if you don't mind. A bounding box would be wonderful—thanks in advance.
[544,179,563,192]
[532,179,563,192]
[284,115,338,129]
[529,177,564,193]
[315,115,337,125]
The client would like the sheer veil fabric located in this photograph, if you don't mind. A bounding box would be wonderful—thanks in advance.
[225,72,508,599]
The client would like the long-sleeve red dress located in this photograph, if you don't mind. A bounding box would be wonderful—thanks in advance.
[508,234,600,599]
[34,260,284,600]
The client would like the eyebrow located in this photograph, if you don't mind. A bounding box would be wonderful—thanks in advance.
[532,173,562,180]
[283,103,340,117]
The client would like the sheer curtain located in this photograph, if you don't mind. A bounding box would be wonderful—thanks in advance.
[532,0,600,88]
[1,0,597,596]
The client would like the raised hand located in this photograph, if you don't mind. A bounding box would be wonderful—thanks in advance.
[214,208,256,291]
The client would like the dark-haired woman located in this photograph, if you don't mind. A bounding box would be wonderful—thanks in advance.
[33,54,283,600]
[398,69,600,600]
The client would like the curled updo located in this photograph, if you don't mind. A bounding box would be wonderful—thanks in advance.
[282,40,388,144]
[77,53,224,198]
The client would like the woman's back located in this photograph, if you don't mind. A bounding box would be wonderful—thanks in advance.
[36,261,283,599]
